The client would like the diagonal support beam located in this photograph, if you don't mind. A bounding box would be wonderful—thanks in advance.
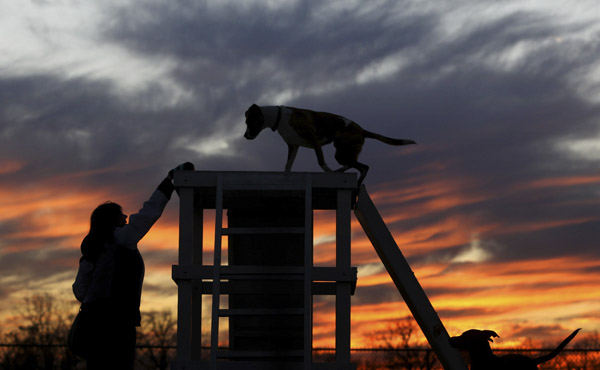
[354,185,467,370]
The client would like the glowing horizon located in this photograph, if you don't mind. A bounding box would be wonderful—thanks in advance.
[1,173,597,349]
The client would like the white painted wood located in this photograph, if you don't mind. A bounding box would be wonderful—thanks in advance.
[172,265,356,282]
[222,227,305,235]
[218,308,304,316]
[176,283,192,361]
[304,175,313,370]
[173,171,356,190]
[210,175,224,370]
[172,171,358,369]
[178,188,194,265]
[191,201,203,360]
[354,185,468,370]
[198,281,341,295]
[336,190,352,365]
[176,187,194,361]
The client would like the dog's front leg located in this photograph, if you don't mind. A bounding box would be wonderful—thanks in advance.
[285,144,299,172]
[313,144,332,172]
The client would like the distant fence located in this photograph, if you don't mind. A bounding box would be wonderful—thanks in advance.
[343,348,600,369]
[1,344,599,369]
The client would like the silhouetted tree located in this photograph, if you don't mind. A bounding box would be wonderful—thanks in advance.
[367,316,437,370]
[561,331,600,369]
[0,293,79,370]
[136,310,177,370]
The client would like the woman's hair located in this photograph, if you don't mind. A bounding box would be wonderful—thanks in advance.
[81,202,122,260]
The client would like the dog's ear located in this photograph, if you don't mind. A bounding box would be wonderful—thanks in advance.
[483,330,500,342]
[246,104,254,117]
[246,104,261,118]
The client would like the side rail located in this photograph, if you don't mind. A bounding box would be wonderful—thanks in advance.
[354,185,467,370]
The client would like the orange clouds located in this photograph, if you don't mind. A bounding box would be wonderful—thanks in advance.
[0,183,111,252]
[1,170,599,350]
[349,255,600,347]
[0,160,24,175]
[521,175,600,190]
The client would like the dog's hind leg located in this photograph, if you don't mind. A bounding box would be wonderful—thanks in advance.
[354,162,369,185]
[285,144,299,172]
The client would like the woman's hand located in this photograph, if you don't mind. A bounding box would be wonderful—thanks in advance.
[168,162,195,179]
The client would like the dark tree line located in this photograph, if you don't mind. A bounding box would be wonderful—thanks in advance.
[0,294,176,370]
[3,295,600,369]
[364,316,438,370]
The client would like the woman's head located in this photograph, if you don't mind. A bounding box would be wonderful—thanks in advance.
[90,202,124,235]
[82,202,124,259]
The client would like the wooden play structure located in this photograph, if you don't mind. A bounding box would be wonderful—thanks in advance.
[171,171,467,370]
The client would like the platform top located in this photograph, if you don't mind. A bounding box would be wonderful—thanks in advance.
[173,171,357,210]
[173,170,357,190]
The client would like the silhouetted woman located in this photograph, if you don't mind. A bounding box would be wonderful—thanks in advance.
[72,163,192,369]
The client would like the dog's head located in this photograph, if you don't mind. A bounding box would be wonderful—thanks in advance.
[244,104,265,140]
[449,329,499,351]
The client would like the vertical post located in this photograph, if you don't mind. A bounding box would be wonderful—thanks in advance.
[210,176,224,369]
[191,198,203,360]
[336,189,352,364]
[304,176,313,369]
[177,187,194,361]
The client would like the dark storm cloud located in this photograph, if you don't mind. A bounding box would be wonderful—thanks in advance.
[0,72,244,195]
[492,220,600,261]
[5,0,598,188]
[103,1,433,81]
[354,282,498,306]
[0,218,25,238]
[94,1,440,173]
[86,0,600,200]
[0,247,79,295]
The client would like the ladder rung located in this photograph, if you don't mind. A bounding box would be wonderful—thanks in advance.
[222,227,305,235]
[218,308,304,316]
[231,329,300,338]
[219,266,303,280]
[217,350,304,359]
[223,183,307,191]
[199,281,339,295]
[221,275,304,281]
[220,266,303,275]
[173,265,357,282]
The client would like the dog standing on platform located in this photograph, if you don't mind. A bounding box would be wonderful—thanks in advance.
[243,104,416,184]
[449,328,580,370]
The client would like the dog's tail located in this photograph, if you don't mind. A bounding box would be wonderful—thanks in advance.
[534,329,581,365]
[363,130,416,146]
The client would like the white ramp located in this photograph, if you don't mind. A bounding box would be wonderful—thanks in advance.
[354,185,467,370]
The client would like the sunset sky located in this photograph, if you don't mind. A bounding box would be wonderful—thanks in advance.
[1,0,600,349]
